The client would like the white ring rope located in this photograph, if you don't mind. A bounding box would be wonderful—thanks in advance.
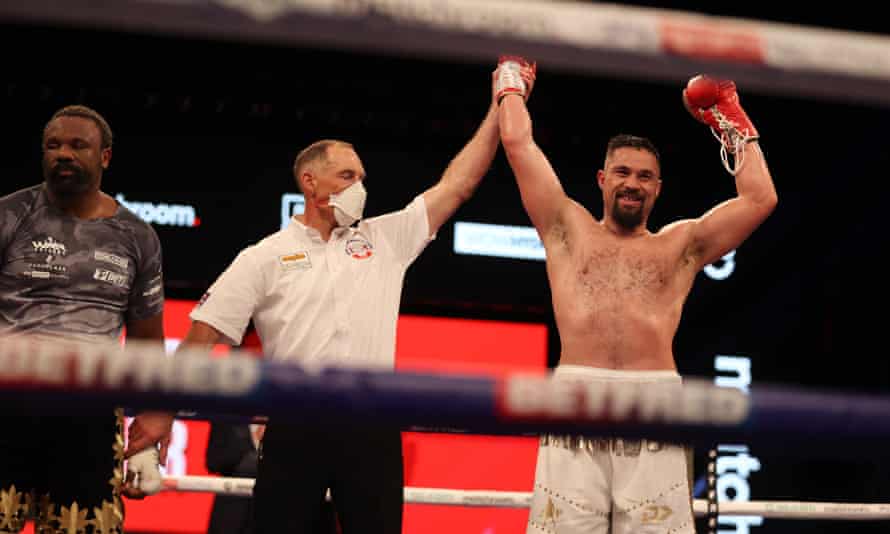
[162,476,890,520]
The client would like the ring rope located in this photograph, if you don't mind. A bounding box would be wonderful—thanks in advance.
[161,476,890,520]
[7,337,890,456]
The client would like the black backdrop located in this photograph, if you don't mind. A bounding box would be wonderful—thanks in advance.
[2,10,890,532]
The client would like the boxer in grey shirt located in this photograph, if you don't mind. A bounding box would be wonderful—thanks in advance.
[0,183,163,341]
[0,105,165,534]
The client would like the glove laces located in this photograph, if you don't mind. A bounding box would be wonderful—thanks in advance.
[708,109,759,176]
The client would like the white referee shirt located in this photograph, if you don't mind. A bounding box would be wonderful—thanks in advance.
[190,195,433,369]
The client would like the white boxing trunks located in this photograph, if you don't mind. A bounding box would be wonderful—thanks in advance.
[526,366,695,534]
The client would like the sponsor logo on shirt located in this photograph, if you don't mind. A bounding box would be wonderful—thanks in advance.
[23,270,52,280]
[25,264,66,276]
[94,250,130,269]
[143,284,162,297]
[94,268,128,287]
[27,236,68,276]
[345,237,373,260]
[32,236,67,262]
[279,251,311,271]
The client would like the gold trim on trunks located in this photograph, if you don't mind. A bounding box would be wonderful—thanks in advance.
[36,497,123,534]
[35,408,126,534]
[0,485,32,532]
[540,435,675,456]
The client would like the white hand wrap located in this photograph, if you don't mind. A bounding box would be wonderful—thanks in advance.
[127,446,163,495]
[496,58,527,102]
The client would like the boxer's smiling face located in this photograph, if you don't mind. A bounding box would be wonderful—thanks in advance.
[598,147,661,231]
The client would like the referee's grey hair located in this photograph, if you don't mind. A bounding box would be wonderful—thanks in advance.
[292,139,354,193]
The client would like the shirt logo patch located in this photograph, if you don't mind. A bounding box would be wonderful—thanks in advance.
[94,268,128,287]
[279,251,311,271]
[28,236,68,276]
[197,291,211,307]
[94,250,130,269]
[32,236,67,263]
[345,238,373,260]
[143,284,162,297]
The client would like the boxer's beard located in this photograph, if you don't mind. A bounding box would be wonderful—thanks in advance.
[44,161,93,196]
[613,193,644,229]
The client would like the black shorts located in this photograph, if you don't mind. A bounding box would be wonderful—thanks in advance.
[253,420,403,534]
[0,409,125,533]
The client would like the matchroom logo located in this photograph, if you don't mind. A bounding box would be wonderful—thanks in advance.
[116,194,201,228]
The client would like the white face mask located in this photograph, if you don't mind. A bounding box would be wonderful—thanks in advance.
[328,181,367,227]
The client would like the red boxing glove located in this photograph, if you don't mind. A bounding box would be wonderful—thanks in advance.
[496,55,535,102]
[684,75,759,174]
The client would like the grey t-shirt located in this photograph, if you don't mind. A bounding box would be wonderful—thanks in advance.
[0,184,164,342]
